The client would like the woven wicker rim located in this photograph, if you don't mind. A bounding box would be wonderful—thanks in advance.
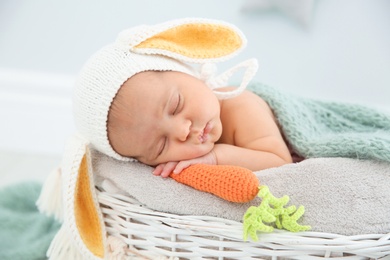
[98,190,390,259]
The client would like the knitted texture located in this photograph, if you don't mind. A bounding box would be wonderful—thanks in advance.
[72,18,252,162]
[74,155,104,258]
[135,23,243,60]
[249,83,390,162]
[73,43,194,162]
[169,164,259,203]
[243,186,311,241]
[43,135,108,260]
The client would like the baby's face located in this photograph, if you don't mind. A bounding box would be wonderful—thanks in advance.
[108,71,222,166]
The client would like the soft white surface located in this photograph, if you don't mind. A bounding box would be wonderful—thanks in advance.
[0,150,60,187]
[0,0,389,158]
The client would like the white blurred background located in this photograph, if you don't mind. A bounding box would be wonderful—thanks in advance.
[0,0,389,185]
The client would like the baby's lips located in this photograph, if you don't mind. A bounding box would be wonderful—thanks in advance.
[198,122,212,143]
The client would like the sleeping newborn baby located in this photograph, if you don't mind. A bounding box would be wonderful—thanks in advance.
[107,70,294,177]
[73,18,297,178]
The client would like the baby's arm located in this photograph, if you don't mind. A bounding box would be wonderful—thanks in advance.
[213,142,290,169]
[154,89,292,177]
[215,88,292,168]
[153,151,217,178]
[155,140,289,178]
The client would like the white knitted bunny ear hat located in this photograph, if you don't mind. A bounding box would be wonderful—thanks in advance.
[73,18,258,161]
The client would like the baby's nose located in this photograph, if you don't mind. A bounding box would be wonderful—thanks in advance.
[174,119,191,142]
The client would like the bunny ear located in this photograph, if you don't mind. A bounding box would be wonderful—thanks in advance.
[73,149,105,258]
[39,134,107,259]
[128,18,247,63]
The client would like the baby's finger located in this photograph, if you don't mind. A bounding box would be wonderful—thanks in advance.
[161,162,178,178]
[173,161,193,174]
[153,164,165,176]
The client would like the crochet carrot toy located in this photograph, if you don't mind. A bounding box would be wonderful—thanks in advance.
[169,164,311,238]
[169,164,259,203]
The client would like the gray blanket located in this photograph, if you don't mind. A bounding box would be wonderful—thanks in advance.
[93,150,390,236]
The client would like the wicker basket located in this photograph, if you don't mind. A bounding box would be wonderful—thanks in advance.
[40,138,390,259]
[98,189,390,259]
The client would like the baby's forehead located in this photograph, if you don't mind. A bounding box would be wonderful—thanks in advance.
[121,70,162,88]
[119,70,190,93]
[114,71,168,104]
[113,69,210,115]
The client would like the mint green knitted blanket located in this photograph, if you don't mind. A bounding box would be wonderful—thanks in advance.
[249,83,390,162]
[0,182,60,260]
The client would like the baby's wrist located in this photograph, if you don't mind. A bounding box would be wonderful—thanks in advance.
[212,144,229,165]
[212,143,235,166]
[210,149,218,165]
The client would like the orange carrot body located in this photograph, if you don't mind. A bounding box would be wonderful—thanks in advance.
[169,164,259,203]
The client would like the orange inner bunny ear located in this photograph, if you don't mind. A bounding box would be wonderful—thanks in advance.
[74,154,104,258]
[135,23,244,59]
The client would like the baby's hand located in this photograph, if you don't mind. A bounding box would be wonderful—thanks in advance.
[153,151,217,178]
[153,161,180,178]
